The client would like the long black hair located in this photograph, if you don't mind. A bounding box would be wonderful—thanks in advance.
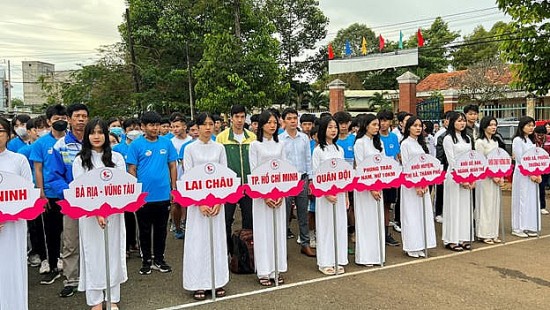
[513,116,535,143]
[79,117,115,171]
[478,116,505,149]
[195,112,214,126]
[354,114,382,152]
[448,112,470,144]
[317,115,340,151]
[256,110,279,143]
[401,116,429,154]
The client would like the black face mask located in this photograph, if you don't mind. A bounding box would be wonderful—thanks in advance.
[52,120,68,132]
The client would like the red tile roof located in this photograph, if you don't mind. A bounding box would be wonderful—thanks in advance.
[417,67,514,92]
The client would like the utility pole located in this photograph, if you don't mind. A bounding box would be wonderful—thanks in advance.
[7,60,11,110]
[125,8,142,114]
[186,42,195,120]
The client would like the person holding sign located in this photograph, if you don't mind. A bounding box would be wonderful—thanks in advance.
[400,116,436,258]
[312,116,349,275]
[249,110,288,286]
[511,116,540,238]
[353,114,385,266]
[72,118,127,310]
[182,112,229,300]
[0,117,33,310]
[475,116,505,244]
[442,112,474,251]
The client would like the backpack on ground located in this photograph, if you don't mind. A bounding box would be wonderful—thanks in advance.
[229,229,255,274]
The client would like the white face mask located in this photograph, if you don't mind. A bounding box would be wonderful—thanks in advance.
[37,129,50,137]
[15,127,29,139]
[126,130,142,141]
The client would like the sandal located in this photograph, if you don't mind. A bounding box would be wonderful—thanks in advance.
[275,276,284,285]
[493,238,502,243]
[445,243,463,252]
[461,243,472,250]
[215,287,226,298]
[482,239,494,245]
[318,266,335,275]
[259,277,273,287]
[193,290,206,301]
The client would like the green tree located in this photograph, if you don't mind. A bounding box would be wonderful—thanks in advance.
[308,89,328,110]
[331,23,377,58]
[416,17,460,75]
[368,91,392,112]
[194,0,287,113]
[263,0,328,79]
[497,0,550,95]
[11,98,24,107]
[452,22,507,70]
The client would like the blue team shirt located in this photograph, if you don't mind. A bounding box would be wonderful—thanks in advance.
[336,134,355,164]
[113,141,130,160]
[380,132,400,159]
[29,133,64,198]
[17,143,35,183]
[178,139,197,160]
[126,136,177,202]
[7,136,27,152]
[163,132,174,139]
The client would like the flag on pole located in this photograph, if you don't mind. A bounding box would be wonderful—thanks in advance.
[345,40,352,56]
[328,43,334,60]
[379,35,385,52]
[398,31,404,49]
[361,37,367,55]
[417,28,424,47]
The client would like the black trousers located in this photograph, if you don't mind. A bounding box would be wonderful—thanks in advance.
[435,183,444,216]
[225,194,253,252]
[540,174,549,210]
[136,201,170,263]
[28,215,47,260]
[44,199,63,269]
[124,211,138,249]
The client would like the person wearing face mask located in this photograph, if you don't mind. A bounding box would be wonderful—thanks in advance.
[17,117,49,270]
[29,104,69,286]
[7,114,31,152]
[50,103,90,298]
[113,117,141,257]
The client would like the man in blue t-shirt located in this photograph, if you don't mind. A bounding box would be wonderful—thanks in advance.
[377,110,401,247]
[29,104,69,286]
[127,111,177,275]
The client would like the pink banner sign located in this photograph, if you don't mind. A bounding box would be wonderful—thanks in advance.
[59,168,147,219]
[485,148,513,178]
[244,159,304,199]
[518,147,550,176]
[310,158,355,197]
[451,150,488,183]
[172,162,243,207]
[402,154,445,188]
[354,154,403,191]
[0,172,47,222]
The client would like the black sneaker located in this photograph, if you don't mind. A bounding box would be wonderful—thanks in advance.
[59,286,76,298]
[385,234,400,247]
[152,260,172,273]
[139,261,152,275]
[287,229,295,239]
[40,269,60,285]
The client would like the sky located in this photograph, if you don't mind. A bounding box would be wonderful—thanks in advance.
[0,0,510,100]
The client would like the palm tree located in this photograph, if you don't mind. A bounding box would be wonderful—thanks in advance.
[368,91,392,112]
[309,90,328,110]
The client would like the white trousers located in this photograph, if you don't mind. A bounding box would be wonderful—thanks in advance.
[85,284,120,306]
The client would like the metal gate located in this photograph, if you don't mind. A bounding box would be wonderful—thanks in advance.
[416,98,442,123]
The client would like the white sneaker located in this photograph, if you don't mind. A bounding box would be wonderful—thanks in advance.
[309,230,316,248]
[39,260,50,274]
[417,250,426,258]
[511,230,528,238]
[407,251,419,258]
[296,236,302,244]
[28,254,41,267]
[393,222,401,233]
[541,209,549,215]
[525,230,538,237]
[435,215,443,223]
[57,258,63,271]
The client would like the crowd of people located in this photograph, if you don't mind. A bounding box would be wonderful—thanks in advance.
[1,102,549,309]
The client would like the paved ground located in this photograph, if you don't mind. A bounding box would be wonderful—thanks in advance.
[29,191,550,309]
